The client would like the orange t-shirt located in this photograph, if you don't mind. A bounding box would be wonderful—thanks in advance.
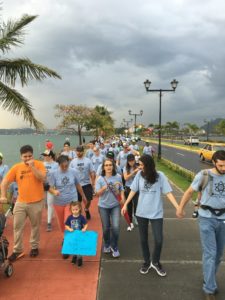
[5,160,46,203]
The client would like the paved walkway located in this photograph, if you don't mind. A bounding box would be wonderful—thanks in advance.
[1,185,225,300]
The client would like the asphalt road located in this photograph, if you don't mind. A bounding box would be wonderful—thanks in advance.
[161,145,212,174]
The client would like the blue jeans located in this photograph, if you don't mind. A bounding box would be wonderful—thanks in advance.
[98,205,120,250]
[199,216,225,294]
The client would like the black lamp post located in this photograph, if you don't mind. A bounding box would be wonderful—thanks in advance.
[128,110,143,136]
[123,118,133,129]
[143,79,179,160]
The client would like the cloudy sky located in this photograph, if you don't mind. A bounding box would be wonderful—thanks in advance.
[0,0,225,129]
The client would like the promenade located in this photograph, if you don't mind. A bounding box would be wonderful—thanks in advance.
[1,184,225,300]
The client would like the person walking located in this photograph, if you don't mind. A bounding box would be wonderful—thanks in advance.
[95,158,125,258]
[91,146,104,173]
[0,145,46,261]
[121,154,179,276]
[42,150,58,232]
[70,146,95,220]
[176,150,225,300]
[0,152,9,186]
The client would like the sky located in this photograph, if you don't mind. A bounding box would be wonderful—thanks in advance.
[0,0,225,129]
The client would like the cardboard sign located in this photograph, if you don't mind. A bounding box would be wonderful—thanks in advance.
[61,230,98,256]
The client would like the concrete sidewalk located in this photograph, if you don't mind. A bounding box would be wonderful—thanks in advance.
[97,185,225,300]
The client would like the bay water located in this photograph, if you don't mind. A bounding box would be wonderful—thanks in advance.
[0,134,93,167]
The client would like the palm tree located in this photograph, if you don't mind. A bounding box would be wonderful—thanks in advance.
[0,14,61,128]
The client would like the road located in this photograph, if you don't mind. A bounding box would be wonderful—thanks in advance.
[161,145,212,173]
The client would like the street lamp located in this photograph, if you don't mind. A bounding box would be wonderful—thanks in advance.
[123,118,133,129]
[143,79,178,160]
[128,110,143,136]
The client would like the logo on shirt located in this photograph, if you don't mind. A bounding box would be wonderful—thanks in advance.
[61,176,70,186]
[214,181,225,195]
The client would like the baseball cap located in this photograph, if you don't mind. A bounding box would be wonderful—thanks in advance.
[106,151,115,159]
[76,146,84,152]
[41,150,54,157]
[0,152,3,159]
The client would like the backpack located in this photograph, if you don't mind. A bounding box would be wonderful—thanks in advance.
[198,169,213,196]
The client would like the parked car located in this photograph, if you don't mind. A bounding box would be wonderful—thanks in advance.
[184,136,199,146]
[198,143,225,162]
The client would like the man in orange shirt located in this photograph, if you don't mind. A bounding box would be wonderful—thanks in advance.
[0,145,46,262]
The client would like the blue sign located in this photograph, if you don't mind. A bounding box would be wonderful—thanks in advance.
[61,230,98,256]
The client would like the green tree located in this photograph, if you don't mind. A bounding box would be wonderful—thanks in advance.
[55,104,93,145]
[165,121,179,136]
[184,123,199,135]
[0,14,61,128]
[214,119,225,135]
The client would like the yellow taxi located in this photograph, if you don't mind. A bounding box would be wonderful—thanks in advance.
[198,143,225,162]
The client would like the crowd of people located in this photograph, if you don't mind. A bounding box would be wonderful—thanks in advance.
[0,136,225,300]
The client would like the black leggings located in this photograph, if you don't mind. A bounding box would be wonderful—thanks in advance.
[124,187,139,223]
[136,217,163,265]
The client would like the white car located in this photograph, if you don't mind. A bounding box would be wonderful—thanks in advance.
[184,136,199,146]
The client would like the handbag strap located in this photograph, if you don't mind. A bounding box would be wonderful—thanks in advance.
[103,176,119,201]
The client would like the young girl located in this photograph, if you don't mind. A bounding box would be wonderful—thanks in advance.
[65,201,88,267]
[122,154,179,276]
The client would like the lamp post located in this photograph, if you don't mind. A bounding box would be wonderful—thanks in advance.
[204,119,210,141]
[123,118,133,129]
[143,79,178,160]
[128,110,143,136]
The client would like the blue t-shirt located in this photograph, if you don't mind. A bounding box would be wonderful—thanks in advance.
[9,182,18,201]
[95,174,124,208]
[86,149,94,160]
[70,157,94,186]
[0,164,9,183]
[44,161,58,182]
[65,214,87,230]
[117,151,131,169]
[91,154,104,172]
[61,150,77,160]
[96,163,122,176]
[191,170,225,219]
[130,171,172,219]
[143,146,153,156]
[49,168,80,206]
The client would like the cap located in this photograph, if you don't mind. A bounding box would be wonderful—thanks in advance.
[106,151,115,159]
[127,154,135,161]
[0,152,3,159]
[76,145,84,152]
[41,150,54,157]
[123,142,129,148]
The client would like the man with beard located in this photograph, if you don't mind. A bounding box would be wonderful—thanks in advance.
[177,150,225,300]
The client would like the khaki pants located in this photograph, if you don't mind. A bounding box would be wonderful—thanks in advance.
[13,200,44,253]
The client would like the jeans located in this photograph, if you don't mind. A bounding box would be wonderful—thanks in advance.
[136,216,163,265]
[199,216,225,294]
[98,205,120,250]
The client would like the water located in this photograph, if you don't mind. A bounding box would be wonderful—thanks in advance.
[0,134,93,167]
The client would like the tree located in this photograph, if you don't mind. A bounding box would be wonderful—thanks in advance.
[55,104,94,145]
[184,123,199,135]
[165,121,180,136]
[86,105,114,137]
[0,14,61,128]
[214,119,225,135]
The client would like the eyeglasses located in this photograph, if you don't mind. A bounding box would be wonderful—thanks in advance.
[104,164,113,167]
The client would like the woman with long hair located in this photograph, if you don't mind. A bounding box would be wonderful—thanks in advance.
[95,158,125,258]
[122,154,178,276]
[123,153,140,231]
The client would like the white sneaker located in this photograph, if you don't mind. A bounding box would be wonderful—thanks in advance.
[127,223,134,231]
[127,226,131,231]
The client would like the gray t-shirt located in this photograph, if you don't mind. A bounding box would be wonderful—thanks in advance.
[95,174,123,208]
[191,170,225,219]
[49,168,80,206]
[130,171,172,219]
[70,157,94,186]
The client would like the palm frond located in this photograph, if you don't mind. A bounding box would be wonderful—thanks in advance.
[0,58,61,87]
[0,81,43,129]
[0,14,37,53]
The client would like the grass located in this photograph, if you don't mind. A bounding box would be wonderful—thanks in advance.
[156,160,191,191]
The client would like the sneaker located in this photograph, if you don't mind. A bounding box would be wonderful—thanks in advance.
[71,255,77,264]
[77,257,83,267]
[110,247,120,258]
[192,211,199,218]
[8,252,24,262]
[151,262,167,277]
[139,263,151,274]
[127,226,132,231]
[30,248,39,257]
[85,210,91,220]
[46,223,52,232]
[62,254,69,259]
[103,246,111,254]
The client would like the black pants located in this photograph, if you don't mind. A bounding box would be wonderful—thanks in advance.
[136,217,163,265]
[124,187,138,222]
